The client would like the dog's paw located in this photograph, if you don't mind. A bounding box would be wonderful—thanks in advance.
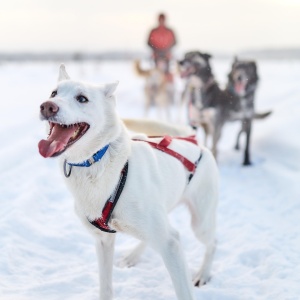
[193,273,211,287]
[117,254,139,268]
[117,242,145,268]
[243,160,252,166]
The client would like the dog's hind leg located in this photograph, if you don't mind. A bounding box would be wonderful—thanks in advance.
[243,119,252,166]
[189,209,216,287]
[95,234,116,300]
[185,149,218,287]
[201,123,209,147]
[234,128,243,150]
[118,241,146,268]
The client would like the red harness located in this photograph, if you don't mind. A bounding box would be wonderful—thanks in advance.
[133,135,199,173]
[90,135,202,233]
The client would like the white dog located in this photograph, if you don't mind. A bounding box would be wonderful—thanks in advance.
[38,65,219,300]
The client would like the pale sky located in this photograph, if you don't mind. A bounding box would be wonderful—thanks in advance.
[0,0,300,54]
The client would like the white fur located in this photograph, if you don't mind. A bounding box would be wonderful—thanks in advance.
[42,65,219,300]
[122,118,195,137]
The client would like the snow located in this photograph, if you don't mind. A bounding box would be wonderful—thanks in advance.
[1,59,300,300]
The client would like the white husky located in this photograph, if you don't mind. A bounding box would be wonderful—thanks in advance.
[38,65,219,300]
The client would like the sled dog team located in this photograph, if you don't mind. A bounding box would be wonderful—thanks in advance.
[38,51,271,300]
[136,52,271,165]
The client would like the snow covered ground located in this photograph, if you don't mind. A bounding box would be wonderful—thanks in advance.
[0,59,299,300]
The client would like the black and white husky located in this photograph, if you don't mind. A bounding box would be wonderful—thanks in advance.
[179,51,271,165]
[38,65,219,300]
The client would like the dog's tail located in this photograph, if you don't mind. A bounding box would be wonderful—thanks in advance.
[134,60,151,77]
[254,110,272,119]
[123,118,196,137]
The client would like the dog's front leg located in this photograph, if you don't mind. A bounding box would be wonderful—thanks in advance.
[95,233,116,300]
[212,123,222,160]
[154,228,195,300]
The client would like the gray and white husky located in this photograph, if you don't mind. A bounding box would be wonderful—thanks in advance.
[38,65,219,300]
[179,51,271,165]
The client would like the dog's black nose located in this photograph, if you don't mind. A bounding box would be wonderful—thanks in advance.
[40,101,59,118]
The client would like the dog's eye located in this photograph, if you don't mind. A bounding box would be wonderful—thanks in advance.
[76,95,89,103]
[50,90,57,98]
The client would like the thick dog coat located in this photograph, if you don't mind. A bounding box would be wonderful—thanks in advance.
[38,65,219,300]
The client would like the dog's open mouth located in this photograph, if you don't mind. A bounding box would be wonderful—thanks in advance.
[38,122,89,158]
[179,64,195,78]
[234,82,247,95]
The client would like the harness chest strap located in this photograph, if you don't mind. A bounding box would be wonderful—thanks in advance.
[89,161,129,233]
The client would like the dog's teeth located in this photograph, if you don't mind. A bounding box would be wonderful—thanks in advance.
[72,128,80,139]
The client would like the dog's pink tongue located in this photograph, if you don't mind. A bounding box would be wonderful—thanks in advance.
[235,82,245,94]
[38,124,77,158]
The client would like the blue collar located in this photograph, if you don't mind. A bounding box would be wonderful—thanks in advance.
[68,144,110,167]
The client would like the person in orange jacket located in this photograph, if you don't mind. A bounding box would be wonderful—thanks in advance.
[147,13,177,73]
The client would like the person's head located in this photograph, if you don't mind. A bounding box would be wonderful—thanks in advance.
[158,13,166,26]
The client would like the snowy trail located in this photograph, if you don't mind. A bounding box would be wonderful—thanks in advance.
[0,60,299,300]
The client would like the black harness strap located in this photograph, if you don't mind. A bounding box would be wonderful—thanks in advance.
[89,161,129,233]
[188,152,203,183]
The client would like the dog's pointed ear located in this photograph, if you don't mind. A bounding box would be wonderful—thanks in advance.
[104,81,119,98]
[58,64,70,81]
[203,53,212,60]
[231,56,238,69]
